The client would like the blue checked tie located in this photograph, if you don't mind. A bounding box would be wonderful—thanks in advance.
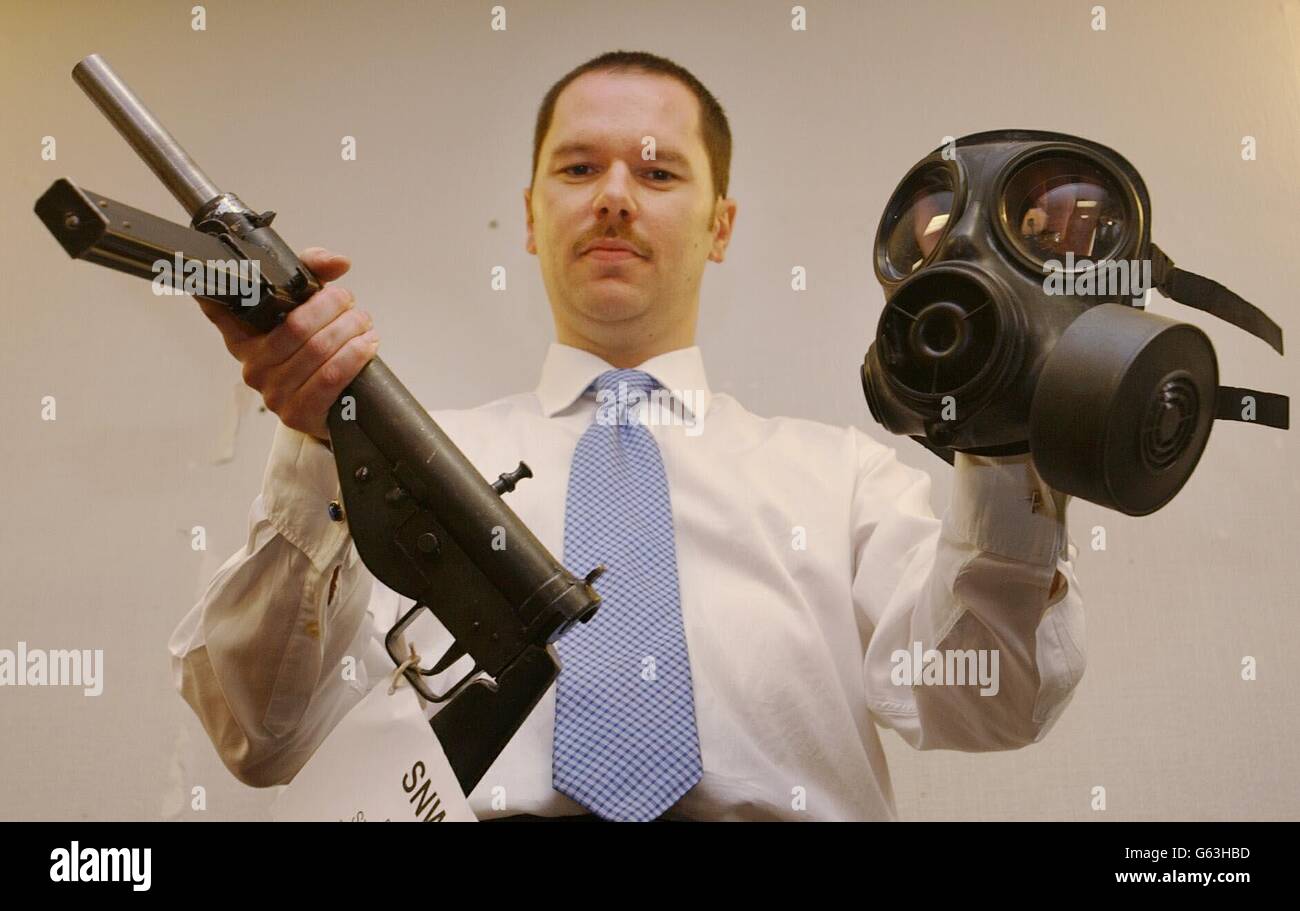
[552,368,703,821]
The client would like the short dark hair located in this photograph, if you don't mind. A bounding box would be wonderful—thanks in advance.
[531,50,732,201]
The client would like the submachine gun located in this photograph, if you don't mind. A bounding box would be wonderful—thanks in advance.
[34,54,606,795]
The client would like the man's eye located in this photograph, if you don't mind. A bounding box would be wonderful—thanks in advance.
[561,164,674,181]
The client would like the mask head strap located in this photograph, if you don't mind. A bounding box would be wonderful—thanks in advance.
[1150,244,1284,355]
[1215,386,1290,429]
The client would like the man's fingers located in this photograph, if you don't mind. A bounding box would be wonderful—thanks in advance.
[298,247,352,283]
[258,285,358,367]
[265,304,374,403]
[284,332,381,432]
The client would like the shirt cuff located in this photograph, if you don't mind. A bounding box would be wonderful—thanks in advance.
[261,421,352,574]
[944,451,1069,567]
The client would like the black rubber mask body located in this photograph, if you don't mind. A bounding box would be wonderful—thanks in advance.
[861,130,1287,515]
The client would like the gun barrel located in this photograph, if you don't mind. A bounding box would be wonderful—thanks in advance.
[72,54,221,216]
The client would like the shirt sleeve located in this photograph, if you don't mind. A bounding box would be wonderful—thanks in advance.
[850,431,1086,751]
[168,421,387,787]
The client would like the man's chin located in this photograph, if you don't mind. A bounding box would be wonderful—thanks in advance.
[574,293,652,324]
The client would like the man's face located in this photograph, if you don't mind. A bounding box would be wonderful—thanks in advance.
[525,70,735,352]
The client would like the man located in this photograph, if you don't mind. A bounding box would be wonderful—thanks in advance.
[170,50,1084,821]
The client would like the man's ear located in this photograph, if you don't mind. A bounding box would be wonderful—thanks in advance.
[708,197,737,264]
[524,187,537,255]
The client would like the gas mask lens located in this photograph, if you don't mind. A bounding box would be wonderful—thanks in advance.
[879,163,957,280]
[999,154,1129,264]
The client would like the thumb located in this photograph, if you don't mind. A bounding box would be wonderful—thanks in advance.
[196,297,259,347]
[298,247,352,283]
[195,247,351,347]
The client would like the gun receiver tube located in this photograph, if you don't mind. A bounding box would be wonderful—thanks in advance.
[72,54,221,216]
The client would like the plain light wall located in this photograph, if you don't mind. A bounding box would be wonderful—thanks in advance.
[2,0,1297,821]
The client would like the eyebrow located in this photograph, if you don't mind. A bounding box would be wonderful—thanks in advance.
[549,141,692,169]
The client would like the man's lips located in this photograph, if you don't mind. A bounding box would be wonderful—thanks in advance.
[581,239,645,260]
[584,247,642,262]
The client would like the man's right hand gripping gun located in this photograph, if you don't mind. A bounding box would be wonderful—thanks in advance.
[33,54,606,796]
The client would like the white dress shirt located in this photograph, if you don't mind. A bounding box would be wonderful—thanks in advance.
[169,342,1085,821]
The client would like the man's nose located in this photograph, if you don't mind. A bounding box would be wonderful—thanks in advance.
[592,163,638,220]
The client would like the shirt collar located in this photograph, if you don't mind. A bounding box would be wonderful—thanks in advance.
[534,342,713,422]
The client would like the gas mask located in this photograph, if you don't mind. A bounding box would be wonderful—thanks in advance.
[860,130,1288,515]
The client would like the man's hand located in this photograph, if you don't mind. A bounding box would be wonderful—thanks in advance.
[196,247,379,443]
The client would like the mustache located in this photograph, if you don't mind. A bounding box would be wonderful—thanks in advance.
[575,230,650,258]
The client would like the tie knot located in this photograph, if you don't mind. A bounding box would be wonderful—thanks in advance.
[589,369,661,425]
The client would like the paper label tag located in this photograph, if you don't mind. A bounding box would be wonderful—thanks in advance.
[272,675,477,822]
